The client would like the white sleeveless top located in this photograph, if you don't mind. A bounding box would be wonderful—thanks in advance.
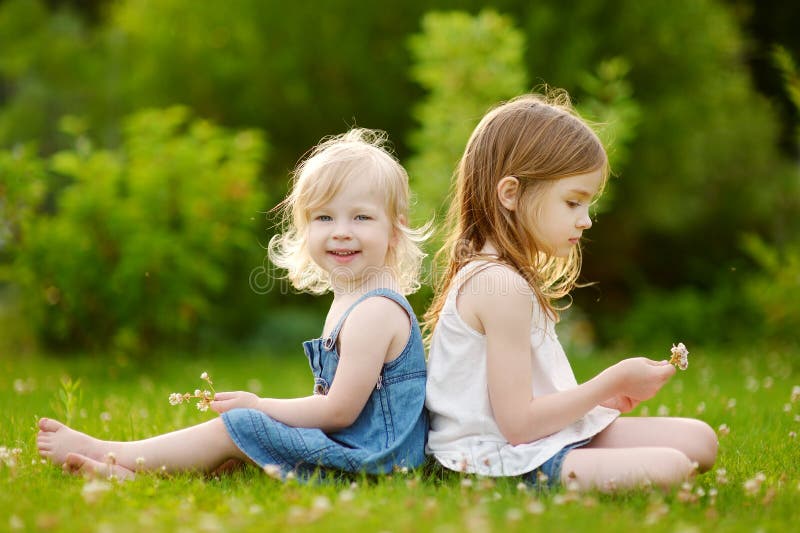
[425,261,619,476]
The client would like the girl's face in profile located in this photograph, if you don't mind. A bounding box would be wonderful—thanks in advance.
[527,169,603,258]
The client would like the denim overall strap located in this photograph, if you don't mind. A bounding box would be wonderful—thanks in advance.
[322,288,411,351]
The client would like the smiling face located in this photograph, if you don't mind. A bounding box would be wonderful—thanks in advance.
[526,169,604,258]
[306,173,395,293]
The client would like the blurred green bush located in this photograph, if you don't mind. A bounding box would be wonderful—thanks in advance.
[2,0,799,349]
[742,235,800,343]
[1,107,267,351]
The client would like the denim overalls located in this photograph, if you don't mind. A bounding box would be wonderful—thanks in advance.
[221,288,428,479]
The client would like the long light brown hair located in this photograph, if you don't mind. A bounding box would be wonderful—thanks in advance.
[423,91,608,336]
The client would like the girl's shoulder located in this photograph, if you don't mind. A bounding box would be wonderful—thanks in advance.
[337,291,414,356]
[457,260,534,299]
[455,261,534,334]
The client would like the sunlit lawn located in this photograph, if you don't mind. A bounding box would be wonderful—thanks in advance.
[1,344,798,532]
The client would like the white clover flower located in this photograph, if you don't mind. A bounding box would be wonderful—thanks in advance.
[311,496,332,513]
[791,385,800,403]
[263,464,282,480]
[170,373,216,411]
[669,342,689,370]
[526,500,545,515]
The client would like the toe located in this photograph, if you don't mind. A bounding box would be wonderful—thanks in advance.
[38,418,64,432]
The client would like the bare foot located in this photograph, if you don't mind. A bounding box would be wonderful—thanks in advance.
[63,452,136,480]
[37,418,105,466]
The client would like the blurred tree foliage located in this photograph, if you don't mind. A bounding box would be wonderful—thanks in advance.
[2,107,266,350]
[406,10,529,228]
[405,10,639,292]
[1,0,798,349]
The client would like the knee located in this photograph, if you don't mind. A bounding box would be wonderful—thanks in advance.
[685,419,718,472]
[650,448,695,488]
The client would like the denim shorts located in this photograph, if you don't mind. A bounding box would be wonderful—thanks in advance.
[521,438,591,490]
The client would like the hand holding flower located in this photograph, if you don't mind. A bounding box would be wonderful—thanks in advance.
[210,391,260,414]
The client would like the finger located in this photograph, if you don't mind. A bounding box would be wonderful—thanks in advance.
[213,391,235,400]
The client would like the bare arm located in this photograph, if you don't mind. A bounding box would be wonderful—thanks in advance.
[212,297,409,432]
[465,267,674,445]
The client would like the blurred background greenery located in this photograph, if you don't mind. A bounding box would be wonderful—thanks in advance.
[1,0,798,357]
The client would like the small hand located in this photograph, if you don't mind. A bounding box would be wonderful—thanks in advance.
[211,391,260,414]
[600,395,640,413]
[611,357,676,402]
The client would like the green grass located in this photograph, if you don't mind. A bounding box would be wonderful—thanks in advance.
[1,344,798,532]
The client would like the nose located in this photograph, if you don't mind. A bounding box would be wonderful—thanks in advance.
[332,220,352,239]
[577,210,592,230]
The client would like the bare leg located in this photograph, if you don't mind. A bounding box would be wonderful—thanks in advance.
[37,417,251,475]
[586,417,718,471]
[561,446,695,491]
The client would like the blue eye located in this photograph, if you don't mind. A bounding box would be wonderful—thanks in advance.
[355,214,371,221]
[315,215,332,222]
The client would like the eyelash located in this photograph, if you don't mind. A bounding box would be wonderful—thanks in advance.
[314,214,372,221]
[567,201,583,208]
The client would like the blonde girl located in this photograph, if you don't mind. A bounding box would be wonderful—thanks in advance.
[38,129,429,480]
[424,93,717,491]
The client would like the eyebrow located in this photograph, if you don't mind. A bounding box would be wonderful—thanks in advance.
[568,188,594,198]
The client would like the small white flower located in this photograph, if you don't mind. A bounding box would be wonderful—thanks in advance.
[168,393,183,405]
[526,500,545,515]
[200,372,208,380]
[311,496,332,512]
[196,402,209,412]
[263,464,281,480]
[791,385,800,403]
[669,342,689,370]
[135,457,145,467]
[718,424,730,436]
[82,479,111,503]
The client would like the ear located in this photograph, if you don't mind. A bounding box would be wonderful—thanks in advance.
[391,214,407,246]
[496,176,520,211]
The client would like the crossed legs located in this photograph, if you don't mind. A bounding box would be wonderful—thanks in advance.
[37,417,251,479]
[561,417,718,491]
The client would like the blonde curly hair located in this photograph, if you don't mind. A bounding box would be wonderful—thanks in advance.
[269,128,429,295]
